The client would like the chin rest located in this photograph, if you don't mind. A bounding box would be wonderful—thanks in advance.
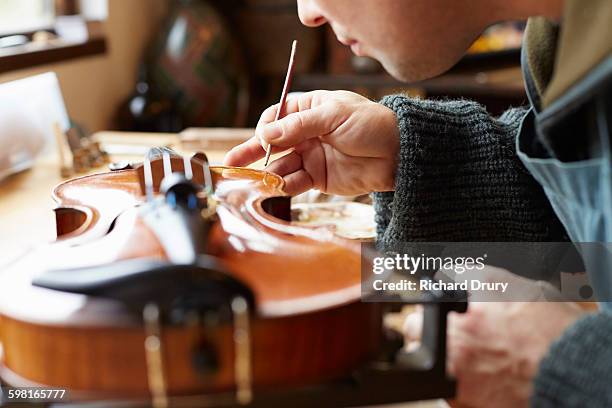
[33,256,255,322]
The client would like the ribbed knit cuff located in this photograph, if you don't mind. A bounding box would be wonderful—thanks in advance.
[531,312,612,407]
[372,191,394,241]
[372,94,568,245]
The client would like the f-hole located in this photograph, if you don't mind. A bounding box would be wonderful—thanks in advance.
[260,196,291,222]
[54,207,88,237]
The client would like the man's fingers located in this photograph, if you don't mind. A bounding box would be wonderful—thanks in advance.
[265,151,302,176]
[257,104,344,149]
[255,90,331,130]
[282,169,314,195]
[295,138,327,192]
[226,90,339,168]
[223,136,263,167]
[223,136,288,167]
[402,305,424,343]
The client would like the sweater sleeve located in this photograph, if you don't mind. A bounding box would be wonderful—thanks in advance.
[531,312,612,408]
[371,94,568,245]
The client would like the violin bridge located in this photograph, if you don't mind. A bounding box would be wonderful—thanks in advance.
[137,148,216,201]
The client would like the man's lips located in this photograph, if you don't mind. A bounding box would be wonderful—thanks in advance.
[350,42,365,57]
[337,37,357,46]
[335,31,365,56]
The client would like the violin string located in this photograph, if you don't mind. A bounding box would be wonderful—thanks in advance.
[162,150,172,180]
[144,152,155,203]
[201,157,214,196]
[183,155,193,180]
[144,147,167,203]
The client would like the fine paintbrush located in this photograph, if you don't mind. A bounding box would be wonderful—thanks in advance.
[264,40,297,167]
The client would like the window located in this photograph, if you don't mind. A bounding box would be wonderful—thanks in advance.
[0,0,108,37]
[0,0,108,74]
[79,0,108,21]
[0,0,55,36]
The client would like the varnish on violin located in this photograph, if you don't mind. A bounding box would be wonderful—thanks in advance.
[0,148,465,407]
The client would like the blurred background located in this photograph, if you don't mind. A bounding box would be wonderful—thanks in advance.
[0,0,526,135]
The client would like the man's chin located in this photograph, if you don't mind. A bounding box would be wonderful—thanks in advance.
[383,64,415,82]
[380,57,450,83]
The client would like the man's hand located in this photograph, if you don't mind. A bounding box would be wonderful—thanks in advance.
[403,268,586,408]
[448,302,583,407]
[223,90,400,196]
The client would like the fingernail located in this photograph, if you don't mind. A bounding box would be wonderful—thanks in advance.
[264,122,282,141]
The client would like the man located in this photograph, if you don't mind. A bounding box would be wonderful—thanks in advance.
[225,0,612,406]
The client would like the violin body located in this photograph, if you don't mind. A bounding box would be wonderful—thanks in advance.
[0,153,382,402]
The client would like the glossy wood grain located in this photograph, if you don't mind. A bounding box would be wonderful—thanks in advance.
[0,302,381,396]
[0,160,380,397]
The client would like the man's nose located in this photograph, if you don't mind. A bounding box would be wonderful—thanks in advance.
[297,0,327,27]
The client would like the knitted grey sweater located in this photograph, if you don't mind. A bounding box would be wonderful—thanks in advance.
[372,95,567,244]
[373,94,612,407]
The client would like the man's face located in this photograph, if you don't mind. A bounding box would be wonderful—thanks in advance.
[297,0,489,81]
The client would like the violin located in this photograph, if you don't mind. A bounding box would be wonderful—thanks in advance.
[0,148,463,407]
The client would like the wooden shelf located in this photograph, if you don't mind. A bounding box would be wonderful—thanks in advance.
[0,36,107,74]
